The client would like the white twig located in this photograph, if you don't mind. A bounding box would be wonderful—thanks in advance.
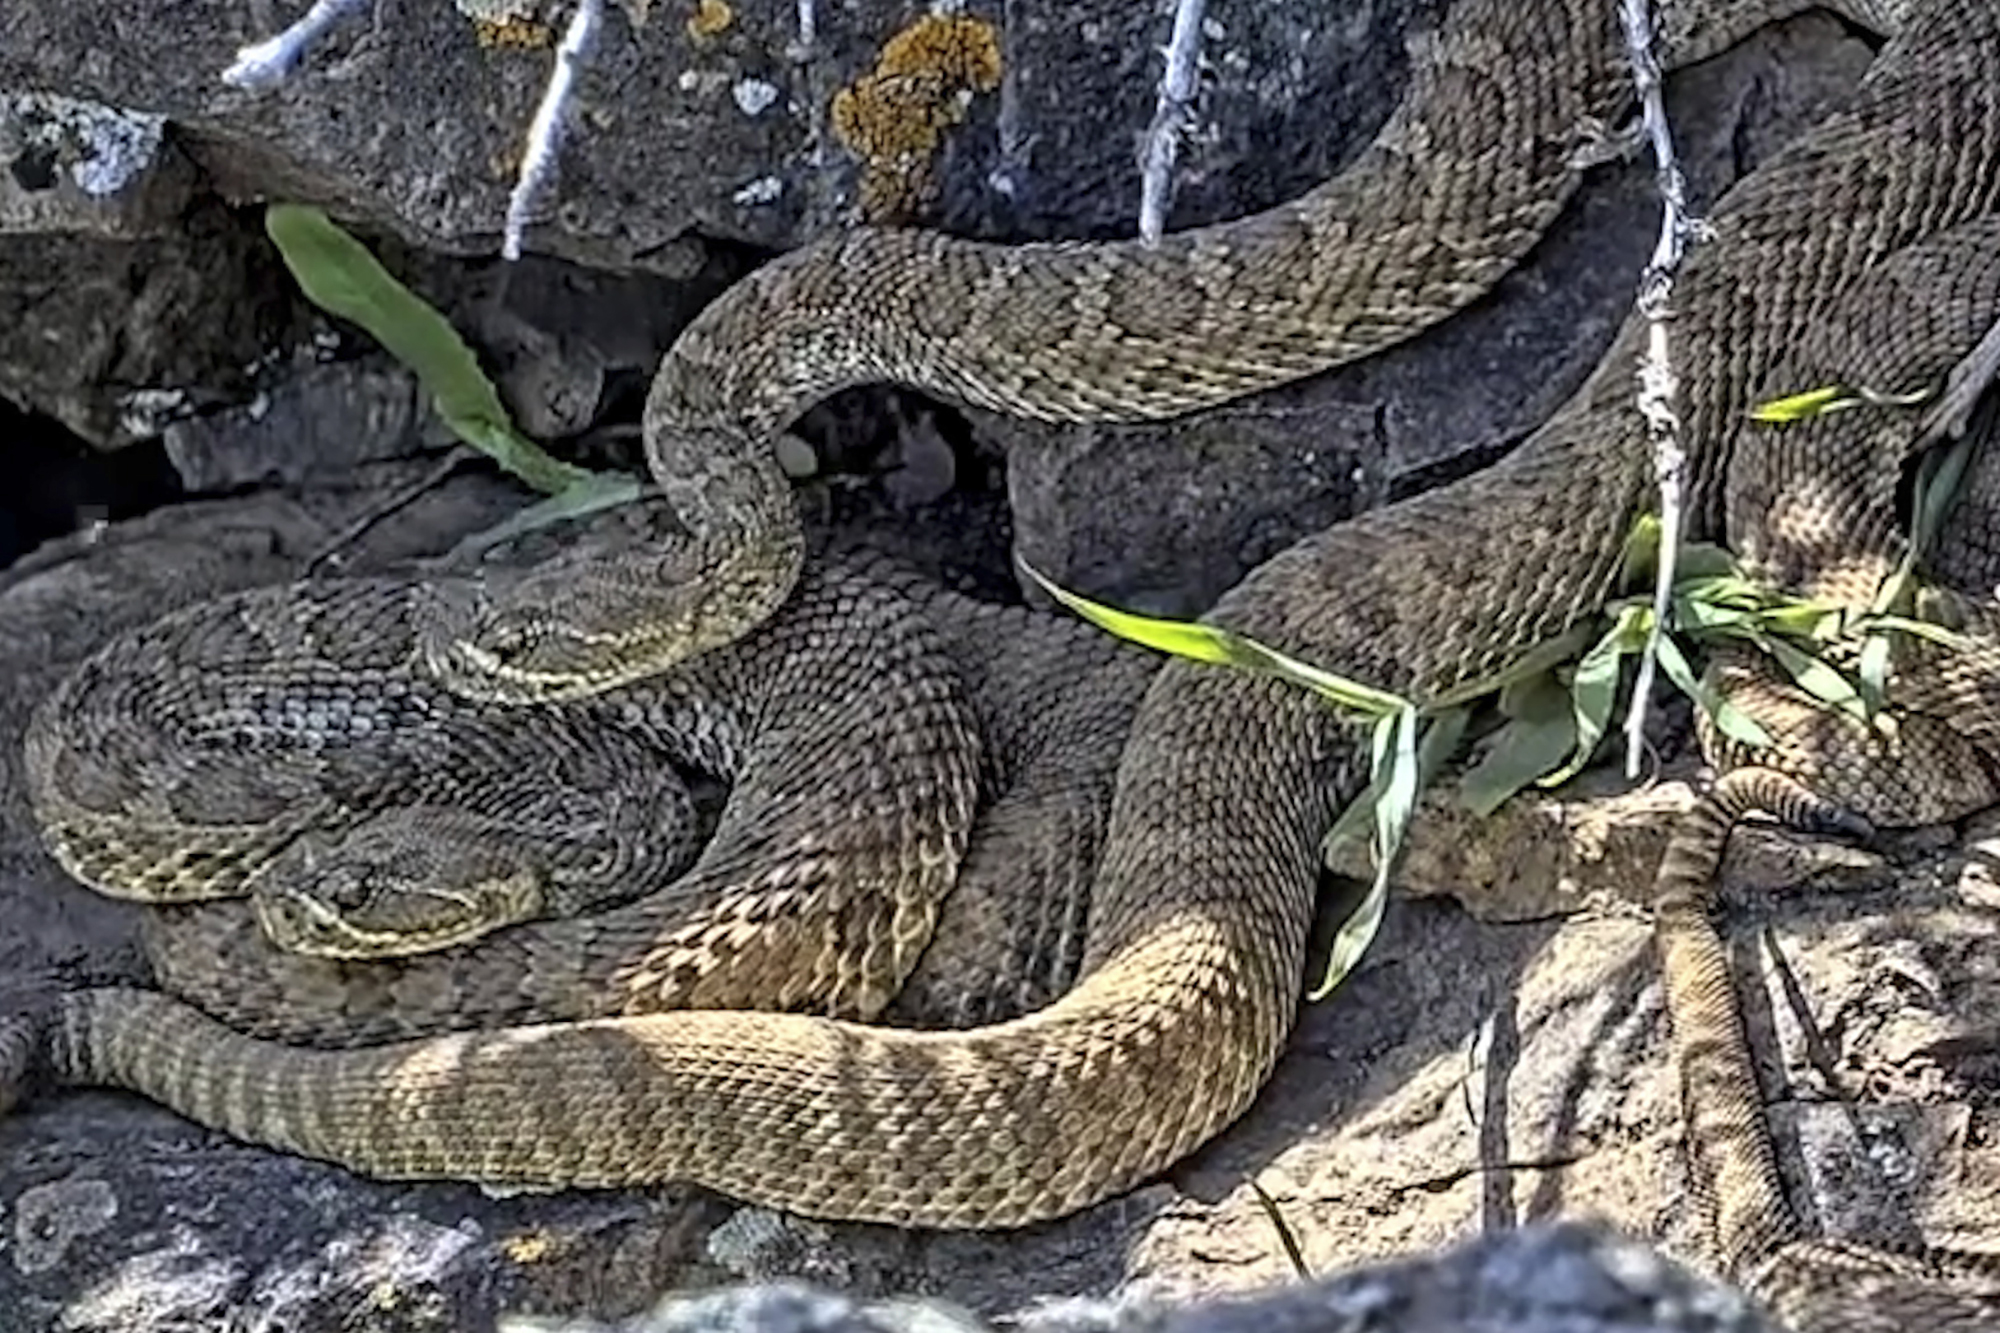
[1618,0,1704,778]
[796,0,817,57]
[1138,0,1206,247]
[221,0,367,91]
[503,0,602,262]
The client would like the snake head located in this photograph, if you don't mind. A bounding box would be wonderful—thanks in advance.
[250,816,547,960]
[418,538,792,705]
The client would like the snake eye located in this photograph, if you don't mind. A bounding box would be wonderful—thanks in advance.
[481,620,536,663]
[326,871,371,912]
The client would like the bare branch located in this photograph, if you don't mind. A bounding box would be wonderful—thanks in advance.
[503,0,603,262]
[795,0,817,58]
[1138,0,1207,247]
[1617,0,1705,778]
[221,0,367,91]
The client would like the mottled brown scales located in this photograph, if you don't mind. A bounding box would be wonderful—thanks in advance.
[10,5,2000,1327]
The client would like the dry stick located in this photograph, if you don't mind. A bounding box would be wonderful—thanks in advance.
[503,0,603,262]
[1617,0,1705,778]
[221,0,368,90]
[302,448,476,575]
[1138,0,1207,247]
[794,0,817,59]
[1247,1180,1314,1280]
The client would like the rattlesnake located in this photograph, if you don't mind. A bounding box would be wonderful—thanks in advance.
[428,0,1916,705]
[25,572,717,960]
[4,5,1998,1314]
[20,545,1148,1050]
[1652,771,2000,1330]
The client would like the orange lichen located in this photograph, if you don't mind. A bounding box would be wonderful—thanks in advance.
[831,13,1002,223]
[874,12,1003,89]
[471,14,555,48]
[687,0,734,40]
[465,0,654,47]
[501,1232,555,1263]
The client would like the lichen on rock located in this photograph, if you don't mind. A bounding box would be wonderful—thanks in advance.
[831,14,1002,223]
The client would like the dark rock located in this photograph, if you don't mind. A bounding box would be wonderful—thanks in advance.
[503,1225,1781,1333]
[0,0,1427,262]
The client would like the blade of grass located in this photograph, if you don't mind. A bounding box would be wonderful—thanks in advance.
[266,203,593,497]
[1857,632,1892,718]
[1311,707,1415,1001]
[1755,634,1868,725]
[1458,674,1577,817]
[1545,605,1648,786]
[1023,565,1412,717]
[1748,384,1857,423]
[1651,632,1771,748]
[445,473,648,563]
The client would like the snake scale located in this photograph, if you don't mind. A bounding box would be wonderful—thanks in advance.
[20,550,1147,1050]
[26,571,725,961]
[4,1,2000,1325]
[1653,772,2000,1331]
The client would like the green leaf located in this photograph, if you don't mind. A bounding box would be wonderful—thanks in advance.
[1865,429,1978,628]
[1907,431,1975,566]
[1748,384,1858,423]
[1315,842,1390,1002]
[1676,574,1774,609]
[1750,380,1934,424]
[1419,707,1474,786]
[1458,675,1577,816]
[1020,572,1241,667]
[1022,566,1412,718]
[1674,543,1741,581]
[1759,635,1868,725]
[1618,513,1663,589]
[1852,612,1969,650]
[1323,767,1377,863]
[1854,384,1937,410]
[1545,605,1648,786]
[446,472,649,563]
[1496,668,1556,720]
[1858,631,1892,717]
[1381,707,1468,865]
[1312,708,1413,1001]
[1314,706,1469,1000]
[1322,708,1468,863]
[1371,707,1421,868]
[1652,632,1772,749]
[1754,601,1846,641]
[1671,596,1762,635]
[265,204,592,497]
[1428,623,1597,712]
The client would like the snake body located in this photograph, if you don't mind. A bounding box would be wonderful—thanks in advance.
[1653,771,2000,1330]
[29,558,996,1039]
[432,0,1907,703]
[25,574,716,958]
[7,0,2000,1292]
[22,553,1145,1052]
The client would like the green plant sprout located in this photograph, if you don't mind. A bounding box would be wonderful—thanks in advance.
[1026,417,1969,1003]
[264,203,641,555]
